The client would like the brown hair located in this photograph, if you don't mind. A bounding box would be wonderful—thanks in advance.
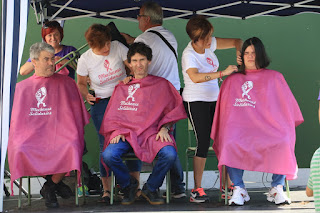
[127,42,152,63]
[41,21,64,42]
[85,24,111,49]
[186,15,213,43]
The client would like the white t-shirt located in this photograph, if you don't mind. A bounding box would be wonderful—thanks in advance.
[182,37,220,102]
[77,41,127,99]
[135,26,181,90]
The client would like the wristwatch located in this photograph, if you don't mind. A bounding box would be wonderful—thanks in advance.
[163,126,170,131]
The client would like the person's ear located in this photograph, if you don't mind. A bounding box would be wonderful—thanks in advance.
[31,59,37,68]
[146,16,151,23]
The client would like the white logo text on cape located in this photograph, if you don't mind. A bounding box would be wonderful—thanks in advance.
[118,83,140,112]
[36,87,47,108]
[234,81,256,108]
[126,84,140,102]
[29,87,52,116]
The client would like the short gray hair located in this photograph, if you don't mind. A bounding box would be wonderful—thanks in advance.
[142,2,163,25]
[30,42,54,60]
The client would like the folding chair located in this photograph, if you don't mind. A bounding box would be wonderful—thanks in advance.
[185,119,219,192]
[17,171,86,208]
[110,152,171,204]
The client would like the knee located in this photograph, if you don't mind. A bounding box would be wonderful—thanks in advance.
[102,147,119,165]
[195,145,209,158]
[160,146,177,163]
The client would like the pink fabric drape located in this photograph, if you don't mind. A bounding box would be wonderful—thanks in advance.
[8,74,90,184]
[100,75,187,163]
[211,69,303,180]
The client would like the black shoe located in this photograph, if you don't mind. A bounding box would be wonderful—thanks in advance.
[56,181,72,199]
[40,179,59,208]
[121,176,138,205]
[141,184,164,205]
[162,190,187,199]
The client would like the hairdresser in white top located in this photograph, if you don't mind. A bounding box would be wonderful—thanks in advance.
[181,15,242,203]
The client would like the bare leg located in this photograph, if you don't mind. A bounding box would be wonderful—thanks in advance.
[101,176,110,197]
[193,156,206,189]
[129,171,140,186]
[51,173,67,184]
[130,171,141,196]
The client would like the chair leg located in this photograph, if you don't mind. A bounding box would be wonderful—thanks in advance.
[18,177,22,208]
[81,170,86,204]
[185,151,189,192]
[223,166,228,205]
[5,170,28,196]
[217,172,222,203]
[28,177,31,206]
[218,174,222,202]
[110,171,114,205]
[75,170,79,206]
[166,171,170,204]
[4,184,10,197]
[285,178,290,199]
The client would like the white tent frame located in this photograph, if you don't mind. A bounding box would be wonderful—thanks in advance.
[31,0,320,23]
[1,1,320,212]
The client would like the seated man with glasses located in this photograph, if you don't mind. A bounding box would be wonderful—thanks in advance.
[8,42,90,208]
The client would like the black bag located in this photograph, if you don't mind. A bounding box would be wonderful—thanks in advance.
[107,22,129,48]
[82,162,102,194]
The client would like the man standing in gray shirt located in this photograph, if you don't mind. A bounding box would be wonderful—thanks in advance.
[122,1,185,199]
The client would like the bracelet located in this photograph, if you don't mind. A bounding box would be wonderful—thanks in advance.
[219,71,223,83]
[128,74,134,78]
[220,71,223,78]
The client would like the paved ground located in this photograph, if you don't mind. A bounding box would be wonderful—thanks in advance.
[2,186,315,213]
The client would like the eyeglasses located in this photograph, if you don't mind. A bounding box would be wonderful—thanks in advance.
[43,21,60,29]
[137,14,147,18]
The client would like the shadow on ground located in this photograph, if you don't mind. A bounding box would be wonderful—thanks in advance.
[3,187,314,213]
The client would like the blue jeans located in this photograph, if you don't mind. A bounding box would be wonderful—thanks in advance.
[91,98,141,176]
[90,98,109,177]
[102,139,177,192]
[227,166,286,188]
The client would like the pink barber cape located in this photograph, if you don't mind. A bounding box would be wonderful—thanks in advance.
[100,75,187,163]
[211,69,303,180]
[8,73,90,183]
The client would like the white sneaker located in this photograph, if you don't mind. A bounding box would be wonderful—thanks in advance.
[228,186,250,206]
[267,185,291,204]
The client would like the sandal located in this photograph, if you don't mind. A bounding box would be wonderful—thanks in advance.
[98,190,111,204]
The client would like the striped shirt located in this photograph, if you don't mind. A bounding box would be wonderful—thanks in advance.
[308,147,320,211]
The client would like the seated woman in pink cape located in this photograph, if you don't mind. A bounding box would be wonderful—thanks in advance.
[211,37,304,206]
